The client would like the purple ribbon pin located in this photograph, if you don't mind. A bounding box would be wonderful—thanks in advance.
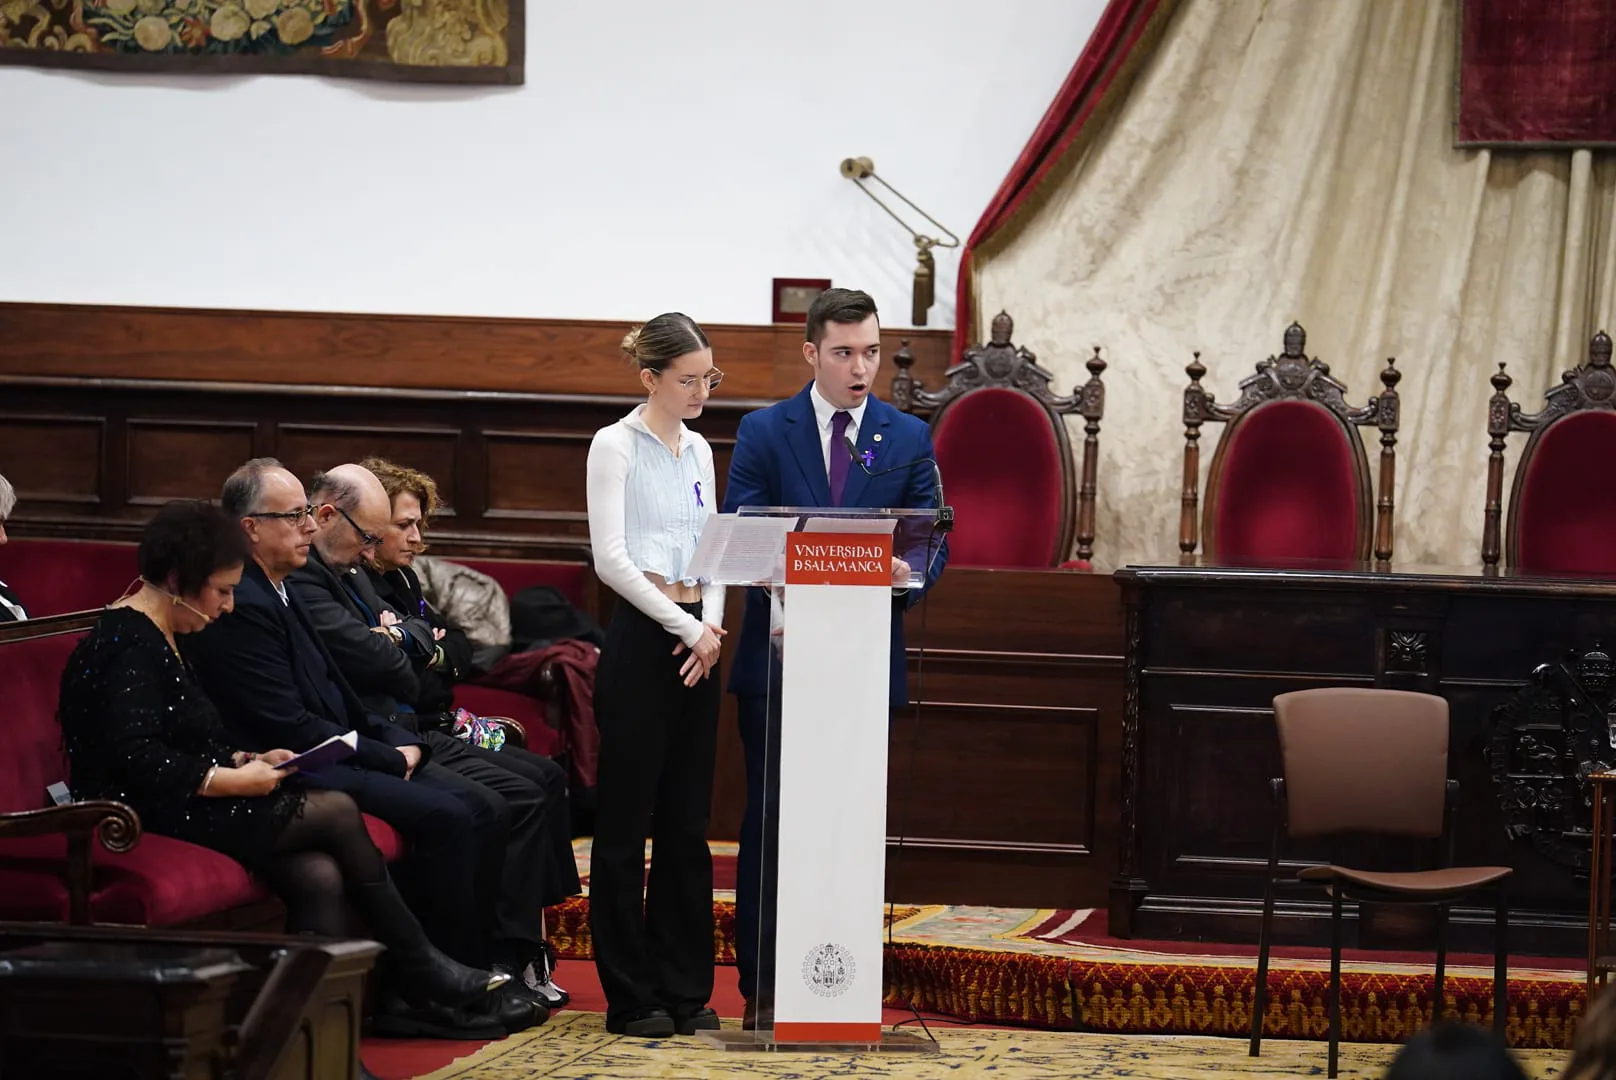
[693,481,703,507]
[859,448,876,468]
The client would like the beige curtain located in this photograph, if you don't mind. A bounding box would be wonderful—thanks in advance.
[973,0,1616,568]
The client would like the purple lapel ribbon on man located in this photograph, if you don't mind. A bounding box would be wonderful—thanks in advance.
[859,448,876,469]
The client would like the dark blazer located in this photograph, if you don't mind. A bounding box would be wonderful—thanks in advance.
[287,547,435,717]
[186,559,423,776]
[721,381,950,705]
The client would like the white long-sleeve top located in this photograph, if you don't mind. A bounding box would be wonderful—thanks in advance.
[586,405,724,646]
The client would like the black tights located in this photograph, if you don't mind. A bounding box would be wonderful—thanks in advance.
[264,788,387,936]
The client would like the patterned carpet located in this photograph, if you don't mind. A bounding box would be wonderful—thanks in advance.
[416,1012,1567,1079]
[544,840,1588,1050]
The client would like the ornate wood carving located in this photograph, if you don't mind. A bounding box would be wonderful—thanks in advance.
[1180,323,1401,562]
[1484,641,1616,871]
[892,311,1108,564]
[1484,330,1615,567]
[1384,629,1430,675]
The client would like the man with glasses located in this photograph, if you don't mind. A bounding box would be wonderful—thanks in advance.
[287,463,577,1013]
[187,457,542,1039]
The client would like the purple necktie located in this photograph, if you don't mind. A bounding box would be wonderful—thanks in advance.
[828,410,852,506]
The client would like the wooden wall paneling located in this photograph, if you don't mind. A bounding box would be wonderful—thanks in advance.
[273,424,461,505]
[482,430,592,534]
[0,414,104,508]
[0,303,954,398]
[126,419,256,506]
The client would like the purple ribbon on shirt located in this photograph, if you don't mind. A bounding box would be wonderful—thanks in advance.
[693,481,703,507]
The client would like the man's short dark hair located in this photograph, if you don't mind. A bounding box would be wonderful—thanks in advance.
[221,457,284,519]
[805,288,879,347]
[139,500,249,594]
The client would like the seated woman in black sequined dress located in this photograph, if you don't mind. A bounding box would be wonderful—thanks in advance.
[57,499,509,1017]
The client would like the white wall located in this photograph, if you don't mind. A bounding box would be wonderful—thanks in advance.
[0,1,1103,328]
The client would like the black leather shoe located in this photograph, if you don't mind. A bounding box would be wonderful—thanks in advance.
[369,994,505,1041]
[606,1006,676,1038]
[490,986,548,1035]
[673,1006,721,1035]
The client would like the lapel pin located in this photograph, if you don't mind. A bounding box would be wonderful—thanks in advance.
[860,448,876,468]
[873,433,883,443]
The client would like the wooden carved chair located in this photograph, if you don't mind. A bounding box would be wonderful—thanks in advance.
[891,310,1107,568]
[1181,323,1401,563]
[1484,330,1616,573]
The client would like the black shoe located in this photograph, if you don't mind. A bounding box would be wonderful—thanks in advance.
[672,1006,720,1035]
[353,880,510,1009]
[606,1006,676,1038]
[369,994,507,1041]
[490,985,549,1035]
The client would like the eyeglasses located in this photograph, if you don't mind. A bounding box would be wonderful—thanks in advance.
[673,369,724,392]
[248,504,316,524]
[334,505,382,548]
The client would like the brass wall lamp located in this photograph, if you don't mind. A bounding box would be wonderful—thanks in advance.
[840,156,960,326]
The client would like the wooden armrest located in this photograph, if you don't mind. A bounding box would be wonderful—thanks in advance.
[0,801,141,925]
[233,946,335,1080]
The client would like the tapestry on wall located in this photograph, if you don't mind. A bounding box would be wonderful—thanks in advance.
[1457,0,1616,147]
[0,0,522,83]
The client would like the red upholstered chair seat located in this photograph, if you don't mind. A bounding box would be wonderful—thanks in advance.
[1211,400,1363,562]
[933,387,1067,568]
[1514,411,1616,574]
[0,538,138,618]
[0,813,402,925]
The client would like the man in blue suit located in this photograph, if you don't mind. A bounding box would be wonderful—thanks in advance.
[721,288,949,1025]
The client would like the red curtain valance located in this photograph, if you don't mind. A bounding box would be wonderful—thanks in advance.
[1458,0,1616,147]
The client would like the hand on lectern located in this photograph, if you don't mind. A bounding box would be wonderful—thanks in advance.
[891,557,912,588]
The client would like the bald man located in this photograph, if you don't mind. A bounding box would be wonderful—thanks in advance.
[287,463,577,1011]
[187,457,541,1039]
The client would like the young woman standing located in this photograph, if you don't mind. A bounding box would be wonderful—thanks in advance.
[586,312,726,1037]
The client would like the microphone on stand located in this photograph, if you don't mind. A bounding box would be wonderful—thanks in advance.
[843,436,955,534]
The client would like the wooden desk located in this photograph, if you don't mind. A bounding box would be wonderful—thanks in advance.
[1113,560,1616,957]
[0,923,379,1080]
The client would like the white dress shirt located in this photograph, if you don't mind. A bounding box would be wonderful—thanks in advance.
[587,405,724,647]
[0,579,25,621]
[809,383,869,478]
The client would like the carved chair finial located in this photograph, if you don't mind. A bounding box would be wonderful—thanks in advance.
[1593,330,1613,369]
[989,311,1014,346]
[1086,346,1107,380]
[1491,361,1512,396]
[1283,322,1306,358]
[1186,352,1206,383]
[893,339,915,373]
[1380,357,1402,393]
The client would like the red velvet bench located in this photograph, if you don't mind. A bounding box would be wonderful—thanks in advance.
[0,544,593,928]
[0,612,404,929]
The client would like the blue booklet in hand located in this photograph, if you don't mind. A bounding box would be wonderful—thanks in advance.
[274,731,358,773]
